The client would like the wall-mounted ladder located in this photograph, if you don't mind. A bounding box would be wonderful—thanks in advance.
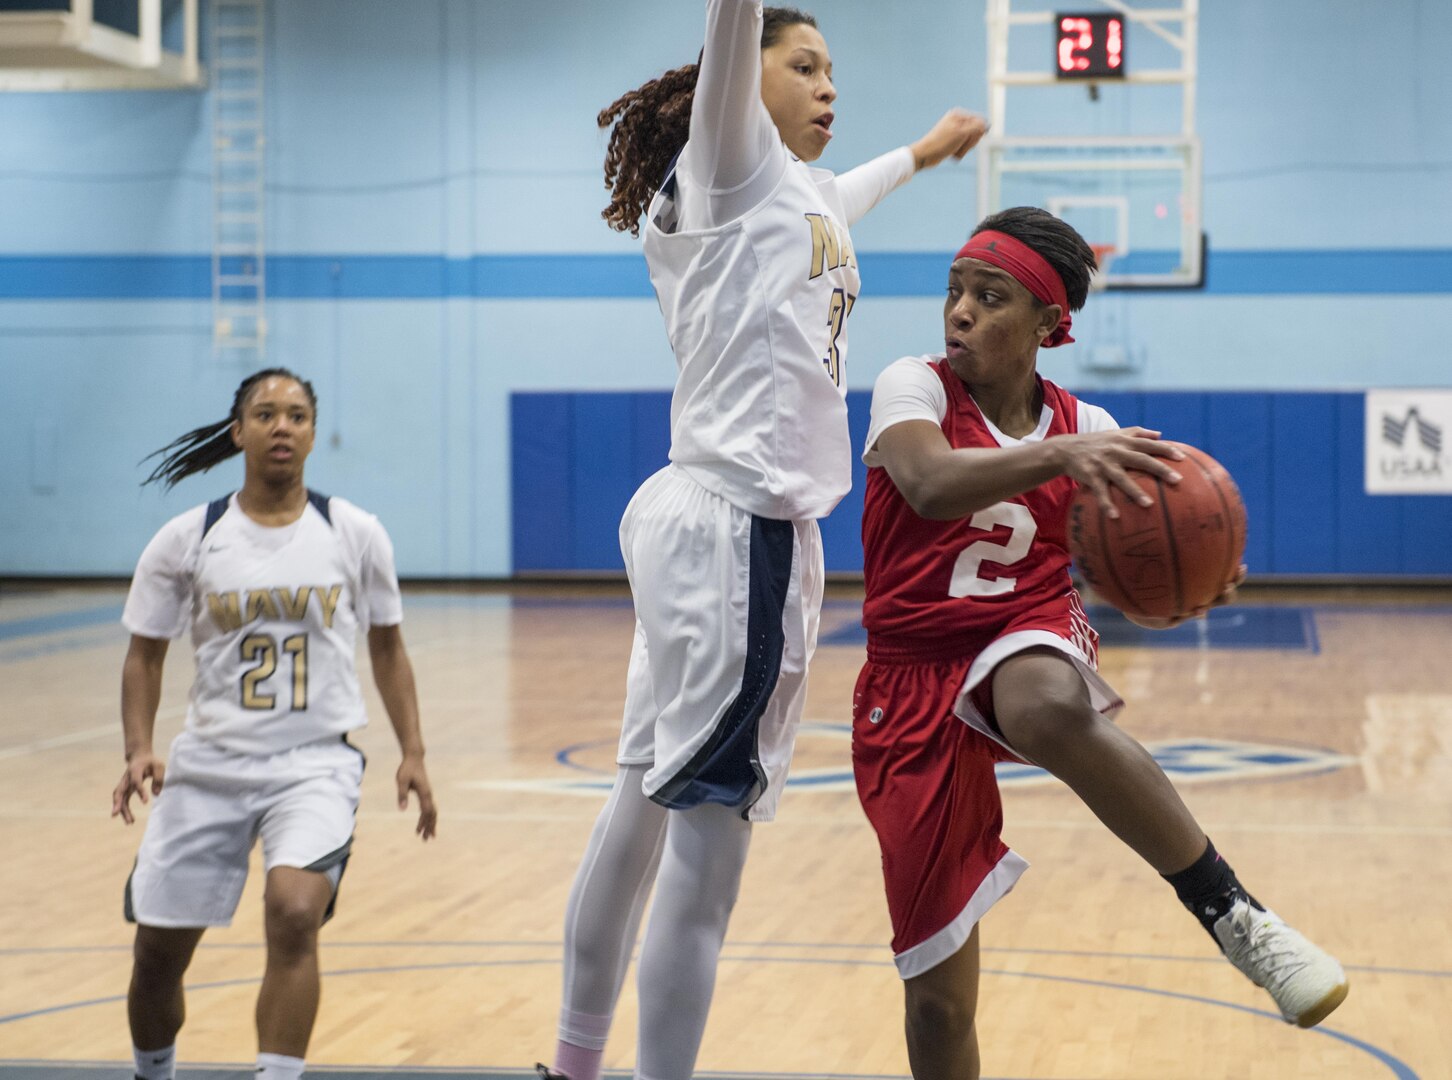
[211,0,265,363]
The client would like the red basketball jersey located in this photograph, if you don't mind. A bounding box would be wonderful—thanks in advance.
[862,359,1110,645]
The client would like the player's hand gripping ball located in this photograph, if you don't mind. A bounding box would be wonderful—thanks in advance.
[1068,442,1247,620]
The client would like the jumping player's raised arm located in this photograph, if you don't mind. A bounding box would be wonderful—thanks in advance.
[683,0,788,224]
[689,0,780,187]
[835,109,990,227]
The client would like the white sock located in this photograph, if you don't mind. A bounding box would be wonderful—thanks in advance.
[133,1045,176,1080]
[255,1052,305,1080]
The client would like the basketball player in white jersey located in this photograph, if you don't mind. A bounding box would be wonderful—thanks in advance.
[111,369,437,1080]
[541,5,989,1078]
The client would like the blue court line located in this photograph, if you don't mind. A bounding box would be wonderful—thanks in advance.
[555,740,614,775]
[0,604,123,641]
[1301,603,1452,616]
[392,593,515,609]
[0,939,1442,981]
[0,626,122,664]
[3,249,1452,299]
[553,733,1358,792]
[509,595,636,610]
[0,957,1416,1078]
[1303,606,1322,654]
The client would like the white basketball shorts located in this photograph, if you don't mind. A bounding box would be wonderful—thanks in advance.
[617,465,823,823]
[124,729,365,928]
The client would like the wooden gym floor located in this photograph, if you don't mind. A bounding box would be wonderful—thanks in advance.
[1,581,1448,1079]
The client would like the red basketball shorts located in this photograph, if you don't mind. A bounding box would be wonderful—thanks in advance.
[852,655,1030,979]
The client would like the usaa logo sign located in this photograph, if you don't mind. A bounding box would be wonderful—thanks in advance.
[1366,390,1452,494]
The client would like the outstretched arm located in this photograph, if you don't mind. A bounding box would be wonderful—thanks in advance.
[368,624,438,840]
[909,108,990,172]
[112,634,169,824]
[835,109,989,225]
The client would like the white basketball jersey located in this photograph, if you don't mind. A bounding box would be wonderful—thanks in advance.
[644,157,861,522]
[123,493,403,756]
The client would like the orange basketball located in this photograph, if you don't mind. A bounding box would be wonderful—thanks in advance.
[1067,442,1247,620]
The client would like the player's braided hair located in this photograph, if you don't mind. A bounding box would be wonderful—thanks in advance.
[598,7,818,236]
[973,207,1099,312]
[141,367,317,489]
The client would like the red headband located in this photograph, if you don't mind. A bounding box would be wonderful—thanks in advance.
[953,230,1074,347]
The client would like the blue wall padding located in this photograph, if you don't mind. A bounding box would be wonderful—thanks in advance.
[568,395,638,569]
[1204,394,1274,573]
[1270,394,1338,574]
[511,390,1452,577]
[510,394,574,572]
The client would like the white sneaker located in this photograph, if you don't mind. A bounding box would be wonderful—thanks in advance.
[1213,897,1349,1027]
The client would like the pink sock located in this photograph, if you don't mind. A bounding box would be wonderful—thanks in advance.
[555,1008,611,1080]
[553,1041,603,1080]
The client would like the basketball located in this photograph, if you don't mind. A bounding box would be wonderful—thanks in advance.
[1067,442,1247,620]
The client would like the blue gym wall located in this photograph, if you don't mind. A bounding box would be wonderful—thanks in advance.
[2,0,1450,577]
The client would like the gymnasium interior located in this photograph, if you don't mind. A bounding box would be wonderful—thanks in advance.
[2,1,1449,1077]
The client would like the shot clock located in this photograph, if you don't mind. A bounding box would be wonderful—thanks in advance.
[1055,13,1125,79]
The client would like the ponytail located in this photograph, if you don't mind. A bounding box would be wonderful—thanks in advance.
[598,62,699,236]
[142,367,318,489]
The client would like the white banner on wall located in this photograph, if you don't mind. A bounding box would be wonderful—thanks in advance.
[1365,390,1452,495]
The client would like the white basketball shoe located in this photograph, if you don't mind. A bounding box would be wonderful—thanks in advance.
[1213,897,1349,1027]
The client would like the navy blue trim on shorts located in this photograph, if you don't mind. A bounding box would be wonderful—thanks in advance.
[650,515,795,817]
[321,850,351,925]
[302,838,353,875]
[122,860,137,924]
[341,732,366,768]
[302,838,354,925]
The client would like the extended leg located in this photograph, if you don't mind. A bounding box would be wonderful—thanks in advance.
[992,648,1347,1027]
[992,649,1205,874]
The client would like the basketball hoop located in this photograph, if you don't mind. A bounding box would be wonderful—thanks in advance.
[1089,243,1118,292]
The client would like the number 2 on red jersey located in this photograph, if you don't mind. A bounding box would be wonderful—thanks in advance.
[948,502,1038,597]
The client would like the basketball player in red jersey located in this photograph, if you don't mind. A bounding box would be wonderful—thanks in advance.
[853,207,1348,1078]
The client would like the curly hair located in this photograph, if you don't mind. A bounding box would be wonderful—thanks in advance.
[598,8,818,236]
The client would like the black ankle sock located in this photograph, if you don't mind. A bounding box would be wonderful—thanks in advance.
[1162,838,1260,943]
